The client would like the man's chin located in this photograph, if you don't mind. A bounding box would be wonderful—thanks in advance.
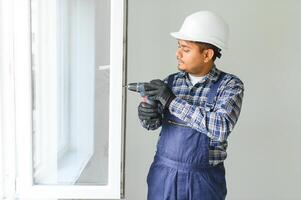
[177,65,186,72]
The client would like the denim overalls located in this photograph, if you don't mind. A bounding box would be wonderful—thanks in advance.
[147,72,227,200]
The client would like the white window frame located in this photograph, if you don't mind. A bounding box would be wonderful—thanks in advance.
[0,0,17,199]
[0,1,3,197]
[1,0,126,199]
[0,117,2,199]
[0,105,2,199]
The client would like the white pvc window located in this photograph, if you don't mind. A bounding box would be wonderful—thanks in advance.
[0,0,17,199]
[0,0,125,199]
[0,84,3,199]
[31,0,100,185]
[0,1,3,195]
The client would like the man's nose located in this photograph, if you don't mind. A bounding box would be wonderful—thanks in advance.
[176,49,182,58]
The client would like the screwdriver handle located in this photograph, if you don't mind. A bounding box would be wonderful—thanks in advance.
[127,82,156,105]
[141,95,156,106]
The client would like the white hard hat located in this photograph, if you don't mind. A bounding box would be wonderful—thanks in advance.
[170,11,229,50]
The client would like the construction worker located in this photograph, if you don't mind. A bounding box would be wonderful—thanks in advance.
[138,11,244,200]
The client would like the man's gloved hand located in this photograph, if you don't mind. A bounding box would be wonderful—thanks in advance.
[138,102,162,130]
[144,79,176,109]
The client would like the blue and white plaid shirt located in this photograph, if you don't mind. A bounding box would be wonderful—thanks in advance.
[165,65,244,166]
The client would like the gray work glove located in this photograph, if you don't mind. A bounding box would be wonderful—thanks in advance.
[138,102,162,130]
[144,79,176,109]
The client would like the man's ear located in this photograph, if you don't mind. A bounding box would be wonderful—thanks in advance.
[204,49,214,63]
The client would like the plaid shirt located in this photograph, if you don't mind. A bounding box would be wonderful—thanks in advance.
[165,65,244,166]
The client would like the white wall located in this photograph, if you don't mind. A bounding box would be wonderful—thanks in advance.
[125,0,301,199]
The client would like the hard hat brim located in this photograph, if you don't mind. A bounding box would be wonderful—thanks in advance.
[170,31,228,50]
[170,32,197,42]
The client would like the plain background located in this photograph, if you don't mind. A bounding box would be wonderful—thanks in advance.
[125,0,301,200]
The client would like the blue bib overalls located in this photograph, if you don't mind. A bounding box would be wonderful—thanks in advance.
[147,72,227,200]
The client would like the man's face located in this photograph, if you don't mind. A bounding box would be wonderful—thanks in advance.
[176,40,206,75]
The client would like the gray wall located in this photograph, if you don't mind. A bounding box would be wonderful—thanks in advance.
[125,0,301,200]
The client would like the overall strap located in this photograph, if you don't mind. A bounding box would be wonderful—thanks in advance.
[167,73,177,89]
[205,72,226,112]
[159,73,177,115]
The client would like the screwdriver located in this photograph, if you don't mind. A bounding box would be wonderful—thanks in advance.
[125,82,156,105]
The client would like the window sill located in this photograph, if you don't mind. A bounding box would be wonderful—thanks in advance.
[58,150,93,184]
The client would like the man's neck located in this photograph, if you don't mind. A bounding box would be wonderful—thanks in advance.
[191,62,214,77]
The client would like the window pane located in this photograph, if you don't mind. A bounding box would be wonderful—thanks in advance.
[31,0,110,185]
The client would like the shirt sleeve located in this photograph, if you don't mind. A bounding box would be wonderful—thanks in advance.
[168,77,244,142]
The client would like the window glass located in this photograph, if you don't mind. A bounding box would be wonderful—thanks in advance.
[31,0,110,185]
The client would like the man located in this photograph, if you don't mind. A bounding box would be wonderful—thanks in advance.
[138,11,244,200]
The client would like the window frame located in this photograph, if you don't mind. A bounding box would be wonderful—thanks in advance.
[0,0,17,199]
[0,1,3,197]
[1,0,126,199]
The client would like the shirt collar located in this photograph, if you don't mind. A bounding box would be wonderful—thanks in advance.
[177,71,186,78]
[206,64,221,83]
[176,64,221,83]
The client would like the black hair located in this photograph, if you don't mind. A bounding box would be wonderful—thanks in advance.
[195,42,222,62]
